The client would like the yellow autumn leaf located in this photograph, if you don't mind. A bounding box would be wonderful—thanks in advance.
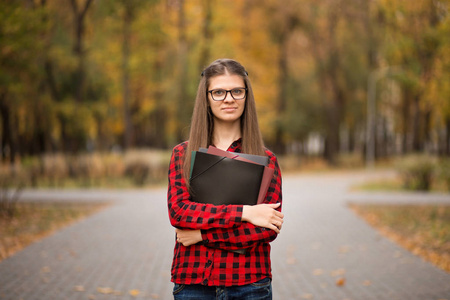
[336,277,346,286]
[74,285,85,292]
[129,289,140,297]
[97,287,113,294]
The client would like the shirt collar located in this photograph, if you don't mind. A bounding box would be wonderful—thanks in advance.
[227,138,242,152]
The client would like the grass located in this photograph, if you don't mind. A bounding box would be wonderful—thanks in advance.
[0,201,109,262]
[350,204,450,272]
[30,177,167,189]
[351,177,405,192]
[352,176,450,193]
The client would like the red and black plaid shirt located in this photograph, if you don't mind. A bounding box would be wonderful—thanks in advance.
[167,139,282,287]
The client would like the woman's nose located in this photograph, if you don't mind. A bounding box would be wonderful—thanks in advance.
[223,91,234,102]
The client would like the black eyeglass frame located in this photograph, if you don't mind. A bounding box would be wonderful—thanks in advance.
[208,88,248,101]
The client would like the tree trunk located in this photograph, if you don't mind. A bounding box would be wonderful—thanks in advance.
[153,58,167,148]
[0,94,16,163]
[274,34,288,154]
[322,10,343,165]
[176,0,189,142]
[323,96,342,165]
[446,119,450,156]
[122,3,133,150]
[412,94,422,152]
[69,0,93,103]
[401,90,411,154]
[198,0,213,71]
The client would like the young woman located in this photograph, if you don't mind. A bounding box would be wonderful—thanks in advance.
[167,58,283,300]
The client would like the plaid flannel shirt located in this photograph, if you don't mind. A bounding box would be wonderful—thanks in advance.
[167,139,282,287]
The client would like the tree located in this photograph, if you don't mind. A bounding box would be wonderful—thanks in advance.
[68,0,94,103]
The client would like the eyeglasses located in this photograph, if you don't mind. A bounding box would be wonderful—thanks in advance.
[208,88,247,101]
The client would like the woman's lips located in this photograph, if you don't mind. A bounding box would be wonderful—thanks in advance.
[222,107,237,112]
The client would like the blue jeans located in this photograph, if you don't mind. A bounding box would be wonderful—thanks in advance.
[173,277,272,300]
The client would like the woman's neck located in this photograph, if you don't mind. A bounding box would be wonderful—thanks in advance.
[212,120,241,151]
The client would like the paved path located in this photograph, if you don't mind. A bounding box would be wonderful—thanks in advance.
[0,171,449,300]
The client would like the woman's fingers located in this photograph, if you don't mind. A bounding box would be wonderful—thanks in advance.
[267,202,281,209]
[242,203,284,233]
[264,206,283,233]
[270,223,280,234]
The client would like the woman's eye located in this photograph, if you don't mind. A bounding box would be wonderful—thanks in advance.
[213,90,225,96]
[232,89,243,95]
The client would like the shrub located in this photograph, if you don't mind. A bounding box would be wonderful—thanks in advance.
[21,157,42,187]
[125,161,150,186]
[437,158,450,192]
[41,154,69,187]
[124,149,171,186]
[70,154,105,186]
[395,154,437,191]
[336,153,364,168]
[0,165,27,218]
[101,153,125,179]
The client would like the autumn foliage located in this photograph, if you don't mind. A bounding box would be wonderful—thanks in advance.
[0,0,449,165]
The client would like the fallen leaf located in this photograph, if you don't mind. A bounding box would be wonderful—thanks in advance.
[338,246,350,254]
[313,269,323,276]
[129,289,140,297]
[286,257,297,265]
[286,245,297,264]
[74,285,85,292]
[301,293,314,299]
[88,295,96,300]
[97,287,113,294]
[41,266,51,273]
[336,277,346,286]
[151,293,160,299]
[363,280,372,286]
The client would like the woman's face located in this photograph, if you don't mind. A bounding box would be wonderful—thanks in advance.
[207,73,246,125]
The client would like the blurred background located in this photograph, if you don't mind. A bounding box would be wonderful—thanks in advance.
[0,0,449,189]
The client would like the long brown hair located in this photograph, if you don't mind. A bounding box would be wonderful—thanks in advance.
[183,59,266,186]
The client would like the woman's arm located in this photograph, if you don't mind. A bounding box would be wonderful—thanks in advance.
[167,143,243,230]
[176,151,283,250]
[201,154,282,250]
[176,206,282,248]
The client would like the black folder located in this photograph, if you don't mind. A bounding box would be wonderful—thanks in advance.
[190,151,265,206]
[198,147,269,166]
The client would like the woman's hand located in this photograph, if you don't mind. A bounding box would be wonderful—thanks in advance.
[175,228,203,247]
[242,203,284,233]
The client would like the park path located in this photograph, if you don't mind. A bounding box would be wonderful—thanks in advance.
[0,170,449,300]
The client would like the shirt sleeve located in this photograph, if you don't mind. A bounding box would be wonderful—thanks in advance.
[200,151,283,251]
[167,143,244,230]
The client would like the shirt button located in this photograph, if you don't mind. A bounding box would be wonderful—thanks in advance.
[206,260,212,266]
[202,279,208,285]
